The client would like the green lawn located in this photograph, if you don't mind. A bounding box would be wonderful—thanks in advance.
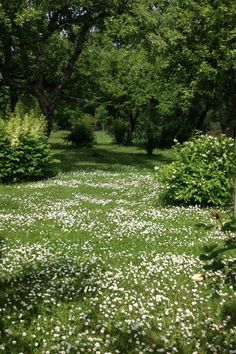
[0,131,235,353]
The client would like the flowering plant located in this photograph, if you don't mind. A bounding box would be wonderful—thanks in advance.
[156,134,236,206]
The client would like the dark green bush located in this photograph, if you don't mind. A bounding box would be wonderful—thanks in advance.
[0,113,59,183]
[135,120,159,155]
[65,114,95,147]
[156,134,236,206]
[0,131,12,181]
[109,119,128,144]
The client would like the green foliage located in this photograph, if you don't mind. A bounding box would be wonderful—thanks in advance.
[156,116,194,148]
[5,111,45,145]
[109,119,128,144]
[221,301,236,327]
[65,114,96,147]
[157,134,236,206]
[135,119,159,155]
[95,105,110,130]
[200,237,236,289]
[200,213,236,291]
[0,0,135,134]
[0,113,59,183]
[0,87,11,118]
[151,0,236,136]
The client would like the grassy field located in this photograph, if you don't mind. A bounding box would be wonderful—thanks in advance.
[0,131,235,353]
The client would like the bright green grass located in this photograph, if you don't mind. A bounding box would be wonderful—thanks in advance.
[0,131,235,354]
[49,130,174,172]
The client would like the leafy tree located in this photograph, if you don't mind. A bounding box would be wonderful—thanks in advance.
[149,0,236,137]
[100,47,155,144]
[61,1,158,144]
[0,0,134,134]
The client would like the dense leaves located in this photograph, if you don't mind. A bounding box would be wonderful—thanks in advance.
[65,114,96,147]
[0,0,135,133]
[157,134,236,206]
[200,213,236,291]
[109,118,128,144]
[0,113,59,182]
[0,0,235,140]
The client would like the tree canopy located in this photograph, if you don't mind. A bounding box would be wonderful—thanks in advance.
[0,0,235,140]
[0,0,135,133]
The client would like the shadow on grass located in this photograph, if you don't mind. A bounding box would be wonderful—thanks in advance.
[0,257,103,353]
[52,145,174,173]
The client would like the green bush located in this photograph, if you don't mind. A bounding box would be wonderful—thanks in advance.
[0,113,59,183]
[156,134,236,206]
[109,119,128,144]
[65,114,96,147]
[135,120,159,155]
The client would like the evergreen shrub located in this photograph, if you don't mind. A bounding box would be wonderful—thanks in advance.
[156,134,236,206]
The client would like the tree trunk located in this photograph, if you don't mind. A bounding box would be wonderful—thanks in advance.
[35,89,54,136]
[196,105,209,131]
[1,21,91,136]
[234,181,236,220]
[40,105,54,136]
[218,94,226,134]
[218,94,233,136]
[9,88,18,112]
[232,95,236,140]
[126,108,139,145]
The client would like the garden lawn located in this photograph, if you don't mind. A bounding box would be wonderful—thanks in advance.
[0,132,235,354]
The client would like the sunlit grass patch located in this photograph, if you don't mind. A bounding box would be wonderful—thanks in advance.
[0,132,235,353]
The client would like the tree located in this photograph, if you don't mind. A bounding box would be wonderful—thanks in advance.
[98,46,155,144]
[60,1,159,144]
[149,0,236,137]
[0,0,134,135]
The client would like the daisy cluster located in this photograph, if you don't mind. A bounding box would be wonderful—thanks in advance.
[0,168,235,353]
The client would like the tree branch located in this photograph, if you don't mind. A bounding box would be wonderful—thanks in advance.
[49,22,91,108]
[0,64,34,93]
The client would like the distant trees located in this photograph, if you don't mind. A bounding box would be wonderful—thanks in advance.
[72,0,236,145]
[0,0,235,143]
[149,0,236,138]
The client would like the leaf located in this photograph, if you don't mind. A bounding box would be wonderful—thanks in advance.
[203,260,225,272]
[195,223,215,230]
[222,220,236,233]
[201,243,218,254]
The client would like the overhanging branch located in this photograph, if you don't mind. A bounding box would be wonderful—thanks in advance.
[0,65,34,93]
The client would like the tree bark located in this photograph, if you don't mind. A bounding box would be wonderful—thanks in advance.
[126,108,139,145]
[234,181,236,220]
[196,105,209,131]
[9,88,18,112]
[35,88,54,136]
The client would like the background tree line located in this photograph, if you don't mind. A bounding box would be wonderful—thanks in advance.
[0,0,235,152]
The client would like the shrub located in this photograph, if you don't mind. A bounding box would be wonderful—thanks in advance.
[0,113,59,183]
[135,120,159,155]
[65,114,96,147]
[156,134,236,206]
[109,119,128,144]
